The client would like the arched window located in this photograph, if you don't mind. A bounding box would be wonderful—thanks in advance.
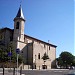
[16,22,19,29]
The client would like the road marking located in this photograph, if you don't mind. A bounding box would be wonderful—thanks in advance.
[0,72,3,73]
[22,74,25,75]
[54,71,62,72]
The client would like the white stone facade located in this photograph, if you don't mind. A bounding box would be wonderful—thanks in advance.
[0,5,57,70]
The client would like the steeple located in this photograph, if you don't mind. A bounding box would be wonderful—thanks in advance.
[13,5,25,43]
[14,5,25,21]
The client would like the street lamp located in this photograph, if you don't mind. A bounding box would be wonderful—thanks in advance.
[16,48,20,75]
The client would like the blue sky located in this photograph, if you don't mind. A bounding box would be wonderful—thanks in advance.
[0,0,74,57]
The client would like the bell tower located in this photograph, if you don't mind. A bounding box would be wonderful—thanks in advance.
[13,5,25,43]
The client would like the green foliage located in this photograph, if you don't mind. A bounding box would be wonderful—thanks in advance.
[18,55,24,63]
[42,52,49,60]
[0,42,23,63]
[56,51,75,68]
[0,44,7,62]
[72,56,75,66]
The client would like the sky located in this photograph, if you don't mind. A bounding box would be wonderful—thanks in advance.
[0,0,74,57]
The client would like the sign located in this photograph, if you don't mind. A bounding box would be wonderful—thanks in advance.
[16,48,20,54]
[8,52,12,56]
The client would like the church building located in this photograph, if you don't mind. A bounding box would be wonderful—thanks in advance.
[0,5,57,69]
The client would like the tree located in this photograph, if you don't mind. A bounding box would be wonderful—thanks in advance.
[0,42,23,67]
[42,52,49,65]
[7,42,23,63]
[72,56,75,66]
[56,51,75,68]
[0,43,7,62]
[42,52,49,60]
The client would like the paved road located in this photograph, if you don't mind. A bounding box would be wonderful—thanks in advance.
[22,69,75,75]
[0,69,75,75]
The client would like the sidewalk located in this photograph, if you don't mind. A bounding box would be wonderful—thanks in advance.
[0,72,13,75]
[0,71,25,75]
[0,70,21,75]
[21,68,69,71]
[0,68,25,75]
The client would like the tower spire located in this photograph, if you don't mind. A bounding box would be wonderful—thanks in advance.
[14,4,25,21]
[20,0,22,6]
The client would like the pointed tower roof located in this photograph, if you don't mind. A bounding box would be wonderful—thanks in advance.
[14,5,25,21]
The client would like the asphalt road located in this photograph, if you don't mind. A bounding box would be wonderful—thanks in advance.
[0,69,75,75]
[22,69,75,75]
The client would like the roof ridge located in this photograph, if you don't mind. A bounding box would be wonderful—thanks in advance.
[24,34,57,47]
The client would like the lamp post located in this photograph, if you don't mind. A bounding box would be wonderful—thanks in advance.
[16,48,20,75]
[10,47,11,69]
[35,55,36,69]
[32,42,33,70]
[34,55,36,69]
[8,48,12,69]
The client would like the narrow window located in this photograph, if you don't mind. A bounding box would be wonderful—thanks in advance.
[16,22,19,29]
[49,46,50,50]
[35,55,36,60]
[38,41,40,44]
[21,51,23,53]
[10,36,13,41]
[32,40,34,43]
[44,44,45,48]
[38,53,40,59]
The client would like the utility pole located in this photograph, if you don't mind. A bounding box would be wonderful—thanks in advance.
[8,47,12,69]
[16,48,20,75]
[10,47,11,69]
[32,42,33,70]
